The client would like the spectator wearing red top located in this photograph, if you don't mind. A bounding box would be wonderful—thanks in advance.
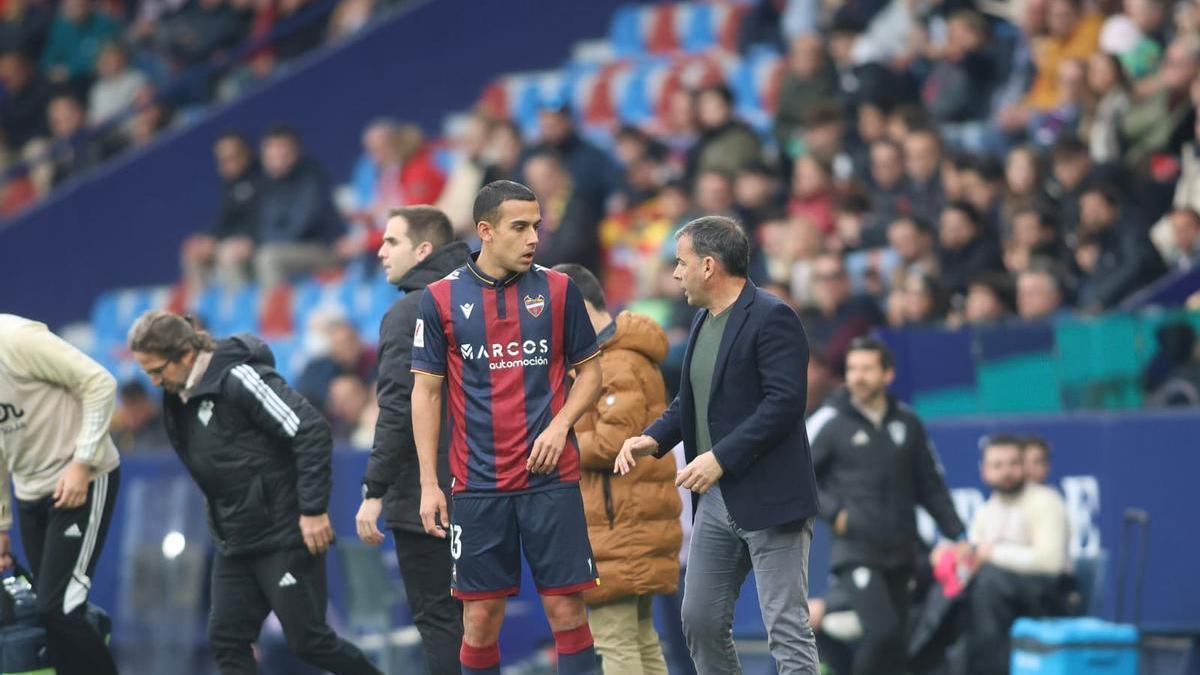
[789,154,836,235]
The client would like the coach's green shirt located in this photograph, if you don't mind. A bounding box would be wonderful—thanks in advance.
[689,307,730,453]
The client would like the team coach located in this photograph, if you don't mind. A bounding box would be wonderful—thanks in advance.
[616,215,821,674]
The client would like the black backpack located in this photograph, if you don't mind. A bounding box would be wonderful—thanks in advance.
[0,561,111,675]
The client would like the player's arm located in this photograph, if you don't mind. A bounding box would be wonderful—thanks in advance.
[7,321,117,509]
[410,289,450,536]
[412,372,448,537]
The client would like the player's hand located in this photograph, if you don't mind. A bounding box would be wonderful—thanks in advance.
[53,461,91,510]
[0,532,12,574]
[355,498,385,546]
[614,435,659,475]
[419,484,449,538]
[528,421,568,474]
[834,510,849,536]
[676,451,724,494]
[299,513,334,554]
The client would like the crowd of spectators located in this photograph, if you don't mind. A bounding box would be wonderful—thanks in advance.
[128,0,1200,441]
[0,0,409,218]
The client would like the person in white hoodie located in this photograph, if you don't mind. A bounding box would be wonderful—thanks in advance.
[0,314,121,675]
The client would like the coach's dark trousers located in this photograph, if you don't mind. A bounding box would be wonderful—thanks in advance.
[16,468,120,675]
[209,546,382,675]
[393,529,463,675]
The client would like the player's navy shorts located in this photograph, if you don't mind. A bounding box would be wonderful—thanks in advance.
[449,484,598,600]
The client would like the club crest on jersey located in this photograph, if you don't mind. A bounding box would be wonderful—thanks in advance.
[524,294,545,318]
[888,421,907,446]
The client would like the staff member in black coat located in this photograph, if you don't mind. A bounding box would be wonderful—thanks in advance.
[128,312,381,675]
[355,206,469,674]
[807,337,966,675]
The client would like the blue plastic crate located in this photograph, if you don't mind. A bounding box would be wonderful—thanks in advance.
[1011,617,1138,675]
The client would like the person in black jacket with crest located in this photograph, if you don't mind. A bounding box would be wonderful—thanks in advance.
[128,310,381,675]
[807,336,967,675]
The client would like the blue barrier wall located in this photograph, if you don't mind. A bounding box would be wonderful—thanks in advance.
[17,410,1195,669]
[0,0,635,328]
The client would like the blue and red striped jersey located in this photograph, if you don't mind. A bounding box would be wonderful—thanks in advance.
[410,253,600,494]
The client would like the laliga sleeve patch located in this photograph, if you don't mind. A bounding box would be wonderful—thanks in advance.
[414,319,425,348]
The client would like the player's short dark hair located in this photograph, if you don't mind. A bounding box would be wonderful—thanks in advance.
[1023,434,1052,459]
[980,432,1026,459]
[847,336,895,371]
[473,180,537,226]
[676,215,749,278]
[387,205,453,249]
[128,310,217,362]
[553,264,606,311]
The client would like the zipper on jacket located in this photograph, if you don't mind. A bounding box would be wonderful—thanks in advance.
[602,474,615,529]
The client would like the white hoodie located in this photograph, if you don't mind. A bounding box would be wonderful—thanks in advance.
[0,315,120,528]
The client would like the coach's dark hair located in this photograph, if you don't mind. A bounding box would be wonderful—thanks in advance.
[473,180,537,226]
[846,336,895,371]
[553,264,606,311]
[675,215,749,278]
[127,310,217,362]
[388,205,453,249]
[979,432,1026,459]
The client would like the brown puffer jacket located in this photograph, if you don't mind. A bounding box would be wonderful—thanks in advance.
[575,311,682,607]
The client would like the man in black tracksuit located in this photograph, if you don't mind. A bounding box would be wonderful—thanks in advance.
[808,337,965,675]
[355,206,469,674]
[129,311,381,675]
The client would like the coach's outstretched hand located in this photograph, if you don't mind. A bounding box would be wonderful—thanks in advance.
[614,435,659,475]
[419,484,449,538]
[300,513,334,554]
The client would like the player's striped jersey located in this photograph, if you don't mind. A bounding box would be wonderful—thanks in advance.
[411,253,600,494]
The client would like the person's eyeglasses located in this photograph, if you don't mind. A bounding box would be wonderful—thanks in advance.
[144,359,173,377]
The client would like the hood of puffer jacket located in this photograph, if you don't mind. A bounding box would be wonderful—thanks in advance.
[603,311,668,364]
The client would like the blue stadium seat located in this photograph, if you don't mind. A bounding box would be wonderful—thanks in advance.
[680,3,717,53]
[193,284,260,337]
[91,286,170,350]
[265,336,306,383]
[609,5,644,57]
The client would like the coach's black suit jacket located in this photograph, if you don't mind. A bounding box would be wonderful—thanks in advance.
[645,280,819,531]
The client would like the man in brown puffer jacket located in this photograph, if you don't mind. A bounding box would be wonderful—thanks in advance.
[555,264,683,675]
